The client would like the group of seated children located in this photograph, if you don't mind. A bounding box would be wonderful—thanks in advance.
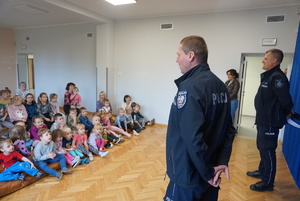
[0,88,155,184]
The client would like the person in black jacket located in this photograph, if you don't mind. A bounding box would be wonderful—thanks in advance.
[164,35,236,201]
[247,49,294,192]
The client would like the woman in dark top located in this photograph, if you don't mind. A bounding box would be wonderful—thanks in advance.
[225,69,240,119]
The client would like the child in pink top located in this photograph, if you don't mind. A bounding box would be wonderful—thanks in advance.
[100,111,131,138]
[52,129,80,168]
[70,87,82,115]
[72,123,93,161]
[7,96,28,123]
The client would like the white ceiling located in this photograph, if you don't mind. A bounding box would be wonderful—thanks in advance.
[1,0,300,29]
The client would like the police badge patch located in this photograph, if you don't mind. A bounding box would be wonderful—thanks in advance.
[177,91,187,109]
[275,79,284,88]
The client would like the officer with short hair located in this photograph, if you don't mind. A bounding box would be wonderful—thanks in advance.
[164,35,236,201]
[247,49,294,192]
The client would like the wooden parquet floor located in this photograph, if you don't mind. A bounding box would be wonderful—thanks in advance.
[2,124,300,201]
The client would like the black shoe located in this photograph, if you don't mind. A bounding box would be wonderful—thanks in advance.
[250,181,274,192]
[18,173,26,182]
[246,170,262,178]
[35,171,44,179]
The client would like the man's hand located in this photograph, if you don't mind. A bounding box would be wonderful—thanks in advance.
[207,165,230,187]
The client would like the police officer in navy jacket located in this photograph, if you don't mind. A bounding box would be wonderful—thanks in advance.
[164,35,236,201]
[247,49,293,192]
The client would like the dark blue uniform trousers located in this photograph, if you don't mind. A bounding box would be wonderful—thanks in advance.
[256,126,280,187]
[164,180,219,201]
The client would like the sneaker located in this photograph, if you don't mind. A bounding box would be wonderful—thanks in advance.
[114,137,121,144]
[71,156,81,168]
[81,157,89,164]
[126,133,131,138]
[88,153,94,161]
[35,171,44,179]
[56,172,63,180]
[18,173,26,182]
[133,130,139,136]
[61,168,73,174]
[99,151,109,158]
[106,142,114,148]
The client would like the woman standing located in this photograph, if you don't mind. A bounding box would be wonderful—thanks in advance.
[225,69,240,119]
[63,82,75,115]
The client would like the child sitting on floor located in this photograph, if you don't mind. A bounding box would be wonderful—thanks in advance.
[69,87,82,115]
[23,93,38,131]
[52,129,80,168]
[49,93,66,122]
[132,103,155,129]
[67,108,80,134]
[79,107,93,135]
[116,107,139,136]
[72,124,94,162]
[61,126,89,164]
[33,128,73,180]
[7,95,28,124]
[100,111,131,138]
[14,121,32,151]
[50,113,66,131]
[9,125,31,157]
[125,106,143,134]
[0,138,43,182]
[91,114,118,147]
[37,92,54,128]
[29,116,48,147]
[88,125,109,158]
[100,99,115,122]
[0,102,14,138]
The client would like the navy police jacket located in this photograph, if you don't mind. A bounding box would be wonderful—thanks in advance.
[255,65,293,128]
[166,63,236,188]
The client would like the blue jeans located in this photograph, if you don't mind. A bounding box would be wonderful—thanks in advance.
[230,100,238,119]
[34,154,66,176]
[0,162,38,181]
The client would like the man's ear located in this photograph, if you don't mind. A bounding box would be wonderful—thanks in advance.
[272,57,278,65]
[188,51,195,61]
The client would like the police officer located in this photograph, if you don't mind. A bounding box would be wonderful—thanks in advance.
[247,49,294,192]
[164,35,236,201]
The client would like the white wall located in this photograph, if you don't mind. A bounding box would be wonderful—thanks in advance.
[96,22,115,112]
[13,6,299,124]
[14,23,97,112]
[242,55,294,116]
[113,6,299,124]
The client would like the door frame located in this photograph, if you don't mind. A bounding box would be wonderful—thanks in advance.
[236,52,294,134]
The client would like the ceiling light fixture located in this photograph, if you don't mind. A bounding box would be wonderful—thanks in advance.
[105,0,136,6]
